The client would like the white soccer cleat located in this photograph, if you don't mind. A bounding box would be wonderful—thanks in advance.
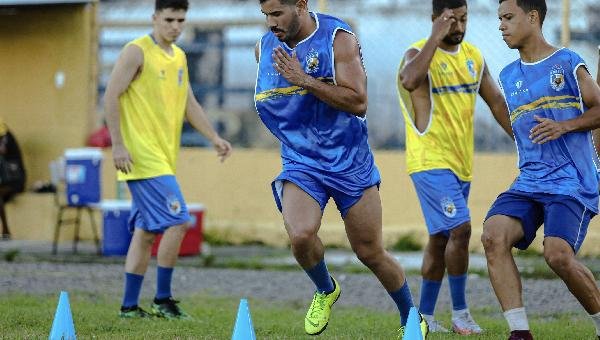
[422,315,450,333]
[452,309,482,335]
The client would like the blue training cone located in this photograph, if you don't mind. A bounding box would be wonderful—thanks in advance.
[231,298,256,340]
[49,291,76,340]
[402,307,423,340]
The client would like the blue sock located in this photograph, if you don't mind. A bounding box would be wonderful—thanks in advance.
[156,266,174,300]
[389,280,415,326]
[304,259,334,293]
[419,279,442,316]
[448,273,468,311]
[122,272,144,308]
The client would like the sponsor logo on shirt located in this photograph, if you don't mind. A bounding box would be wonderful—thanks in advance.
[516,80,523,89]
[510,80,529,97]
[437,62,454,77]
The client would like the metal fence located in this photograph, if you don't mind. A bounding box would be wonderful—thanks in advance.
[98,0,600,151]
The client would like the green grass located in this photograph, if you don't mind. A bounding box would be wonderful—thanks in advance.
[391,234,423,251]
[0,293,595,339]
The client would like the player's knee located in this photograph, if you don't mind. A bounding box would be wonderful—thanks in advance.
[288,228,316,249]
[481,227,508,254]
[544,248,572,272]
[354,245,384,266]
[450,223,471,244]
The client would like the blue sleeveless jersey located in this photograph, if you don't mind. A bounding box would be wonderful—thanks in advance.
[254,13,378,181]
[499,48,599,213]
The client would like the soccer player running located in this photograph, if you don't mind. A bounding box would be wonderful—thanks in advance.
[482,0,600,339]
[104,0,232,319]
[397,0,512,334]
[255,0,427,337]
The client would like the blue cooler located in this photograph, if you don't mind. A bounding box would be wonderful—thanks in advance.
[64,148,103,206]
[101,200,133,256]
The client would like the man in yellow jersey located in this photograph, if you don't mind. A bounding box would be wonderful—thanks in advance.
[397,0,512,334]
[104,0,232,319]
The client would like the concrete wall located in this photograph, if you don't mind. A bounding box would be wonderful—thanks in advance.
[6,149,600,255]
[0,3,98,185]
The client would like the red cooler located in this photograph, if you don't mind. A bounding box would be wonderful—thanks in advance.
[151,203,204,256]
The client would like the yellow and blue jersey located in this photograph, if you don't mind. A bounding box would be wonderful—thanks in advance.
[254,13,378,183]
[499,48,599,213]
[118,35,189,181]
[397,39,484,181]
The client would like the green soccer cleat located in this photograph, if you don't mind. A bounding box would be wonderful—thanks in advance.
[119,305,152,319]
[304,276,341,335]
[151,297,192,320]
[398,313,429,339]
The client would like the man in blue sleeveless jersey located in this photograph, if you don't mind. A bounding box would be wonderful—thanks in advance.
[255,0,427,337]
[482,1,600,339]
[104,0,232,320]
[397,0,512,334]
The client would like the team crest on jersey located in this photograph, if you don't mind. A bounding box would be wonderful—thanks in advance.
[159,69,166,80]
[178,68,184,86]
[440,197,457,218]
[466,59,476,78]
[305,49,320,74]
[166,195,182,215]
[550,64,565,91]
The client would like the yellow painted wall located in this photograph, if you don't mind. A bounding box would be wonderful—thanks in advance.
[6,149,600,255]
[0,3,98,185]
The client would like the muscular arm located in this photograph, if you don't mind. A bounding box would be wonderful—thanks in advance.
[561,67,600,132]
[478,63,513,138]
[530,66,600,144]
[185,86,218,142]
[398,44,438,92]
[398,8,455,91]
[185,86,232,162]
[103,44,143,173]
[396,48,431,133]
[273,31,367,116]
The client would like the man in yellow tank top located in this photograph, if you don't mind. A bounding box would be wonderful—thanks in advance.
[397,0,512,334]
[104,0,232,319]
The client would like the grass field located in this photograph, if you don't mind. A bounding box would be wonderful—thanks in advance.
[1,292,595,339]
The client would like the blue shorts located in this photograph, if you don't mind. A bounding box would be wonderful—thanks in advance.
[410,169,471,236]
[485,190,595,253]
[126,175,191,233]
[271,168,380,218]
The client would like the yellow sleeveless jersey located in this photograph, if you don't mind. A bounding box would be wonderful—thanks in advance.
[397,39,484,181]
[118,35,189,181]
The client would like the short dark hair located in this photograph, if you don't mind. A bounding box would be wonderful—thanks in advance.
[155,0,189,11]
[499,0,546,26]
[432,0,467,16]
[258,0,297,4]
